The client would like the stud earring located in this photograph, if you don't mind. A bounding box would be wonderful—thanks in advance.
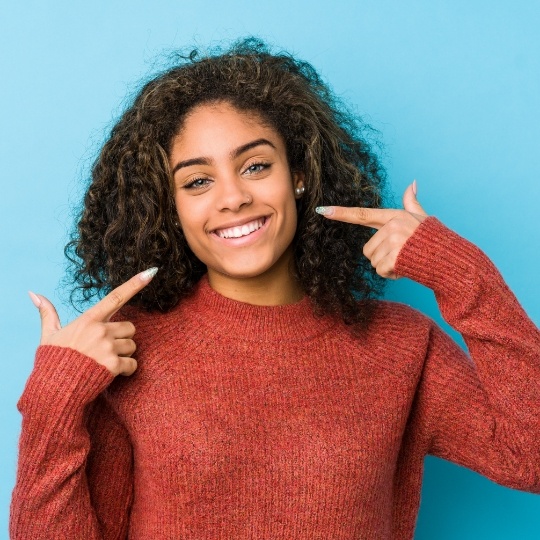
[295,186,305,197]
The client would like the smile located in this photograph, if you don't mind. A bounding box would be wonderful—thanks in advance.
[213,217,267,239]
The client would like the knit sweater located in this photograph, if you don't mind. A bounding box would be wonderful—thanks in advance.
[10,217,540,539]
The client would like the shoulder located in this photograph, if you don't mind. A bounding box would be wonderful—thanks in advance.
[366,299,435,333]
[334,299,441,377]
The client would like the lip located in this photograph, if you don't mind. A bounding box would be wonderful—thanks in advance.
[210,215,271,247]
[209,214,270,233]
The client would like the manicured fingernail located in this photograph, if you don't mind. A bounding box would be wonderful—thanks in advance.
[140,267,159,282]
[315,206,334,216]
[412,179,417,196]
[28,291,42,308]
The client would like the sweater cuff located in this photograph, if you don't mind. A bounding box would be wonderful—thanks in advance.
[394,216,494,301]
[18,345,114,421]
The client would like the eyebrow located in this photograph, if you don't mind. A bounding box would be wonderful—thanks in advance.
[171,138,276,175]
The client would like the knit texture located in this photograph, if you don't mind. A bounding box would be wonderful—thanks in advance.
[11,217,540,539]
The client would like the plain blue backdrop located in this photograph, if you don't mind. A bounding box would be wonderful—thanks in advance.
[1,1,539,538]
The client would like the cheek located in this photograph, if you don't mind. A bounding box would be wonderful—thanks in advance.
[258,182,298,233]
[280,188,300,226]
[260,178,296,210]
[174,197,206,241]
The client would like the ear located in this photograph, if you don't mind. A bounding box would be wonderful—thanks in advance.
[293,172,305,199]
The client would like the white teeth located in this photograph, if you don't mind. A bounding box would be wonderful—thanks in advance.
[216,218,265,239]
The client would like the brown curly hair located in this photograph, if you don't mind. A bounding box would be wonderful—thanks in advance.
[65,38,387,325]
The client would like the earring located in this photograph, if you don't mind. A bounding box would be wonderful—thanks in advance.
[295,186,305,197]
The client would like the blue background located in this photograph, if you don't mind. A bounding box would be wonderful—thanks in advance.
[1,1,539,538]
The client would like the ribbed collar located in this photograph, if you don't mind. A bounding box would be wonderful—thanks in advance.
[179,275,338,343]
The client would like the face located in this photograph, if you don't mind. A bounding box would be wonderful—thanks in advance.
[169,101,304,283]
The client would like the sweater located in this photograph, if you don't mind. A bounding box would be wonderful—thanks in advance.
[10,217,540,539]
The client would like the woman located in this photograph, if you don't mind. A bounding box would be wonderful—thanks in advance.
[11,39,540,539]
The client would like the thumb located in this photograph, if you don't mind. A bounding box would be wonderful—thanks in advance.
[403,180,427,216]
[29,292,62,340]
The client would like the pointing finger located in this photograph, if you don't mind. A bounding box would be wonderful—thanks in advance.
[85,267,158,322]
[315,206,401,229]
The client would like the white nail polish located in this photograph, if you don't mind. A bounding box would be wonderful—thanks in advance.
[28,291,42,308]
[315,206,334,216]
[140,267,159,282]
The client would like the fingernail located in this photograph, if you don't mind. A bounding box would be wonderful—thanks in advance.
[140,267,159,282]
[315,206,334,216]
[28,291,42,308]
[412,179,417,196]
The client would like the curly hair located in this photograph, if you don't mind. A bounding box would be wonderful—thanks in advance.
[65,37,387,325]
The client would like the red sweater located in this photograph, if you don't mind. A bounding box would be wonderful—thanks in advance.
[10,218,540,539]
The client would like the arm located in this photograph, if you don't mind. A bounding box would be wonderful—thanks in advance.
[319,183,540,490]
[395,217,540,491]
[10,346,133,539]
[87,389,134,538]
[11,270,157,538]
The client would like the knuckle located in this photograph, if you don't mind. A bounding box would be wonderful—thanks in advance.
[108,291,125,309]
[386,218,400,232]
[378,257,397,277]
[96,323,108,339]
[354,207,370,221]
[124,339,137,355]
[121,357,138,376]
[389,235,403,249]
[100,355,119,374]
[110,356,122,372]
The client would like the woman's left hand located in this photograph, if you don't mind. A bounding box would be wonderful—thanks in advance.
[316,181,428,279]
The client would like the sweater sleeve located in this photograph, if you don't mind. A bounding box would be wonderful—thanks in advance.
[10,345,134,539]
[394,217,540,492]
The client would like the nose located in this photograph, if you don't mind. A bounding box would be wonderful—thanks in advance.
[216,176,252,212]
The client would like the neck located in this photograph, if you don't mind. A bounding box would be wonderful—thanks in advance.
[207,248,304,306]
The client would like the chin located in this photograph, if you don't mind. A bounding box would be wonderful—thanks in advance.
[217,265,275,280]
[210,254,283,281]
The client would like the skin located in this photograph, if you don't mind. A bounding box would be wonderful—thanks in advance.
[319,180,428,279]
[169,101,305,306]
[29,270,156,377]
[30,105,428,377]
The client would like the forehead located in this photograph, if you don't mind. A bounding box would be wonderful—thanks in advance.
[170,101,284,157]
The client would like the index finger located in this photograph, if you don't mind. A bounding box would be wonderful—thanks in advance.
[316,206,402,229]
[85,267,158,322]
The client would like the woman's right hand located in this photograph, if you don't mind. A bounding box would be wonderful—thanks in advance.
[28,268,158,377]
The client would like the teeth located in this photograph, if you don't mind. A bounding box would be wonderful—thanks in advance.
[216,218,265,239]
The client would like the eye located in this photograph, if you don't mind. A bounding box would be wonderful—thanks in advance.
[184,177,211,190]
[243,162,271,175]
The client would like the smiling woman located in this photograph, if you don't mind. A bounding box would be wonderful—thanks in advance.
[58,38,386,325]
[10,38,540,540]
[171,102,304,304]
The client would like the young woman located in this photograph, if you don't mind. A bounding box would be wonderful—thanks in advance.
[11,39,540,539]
